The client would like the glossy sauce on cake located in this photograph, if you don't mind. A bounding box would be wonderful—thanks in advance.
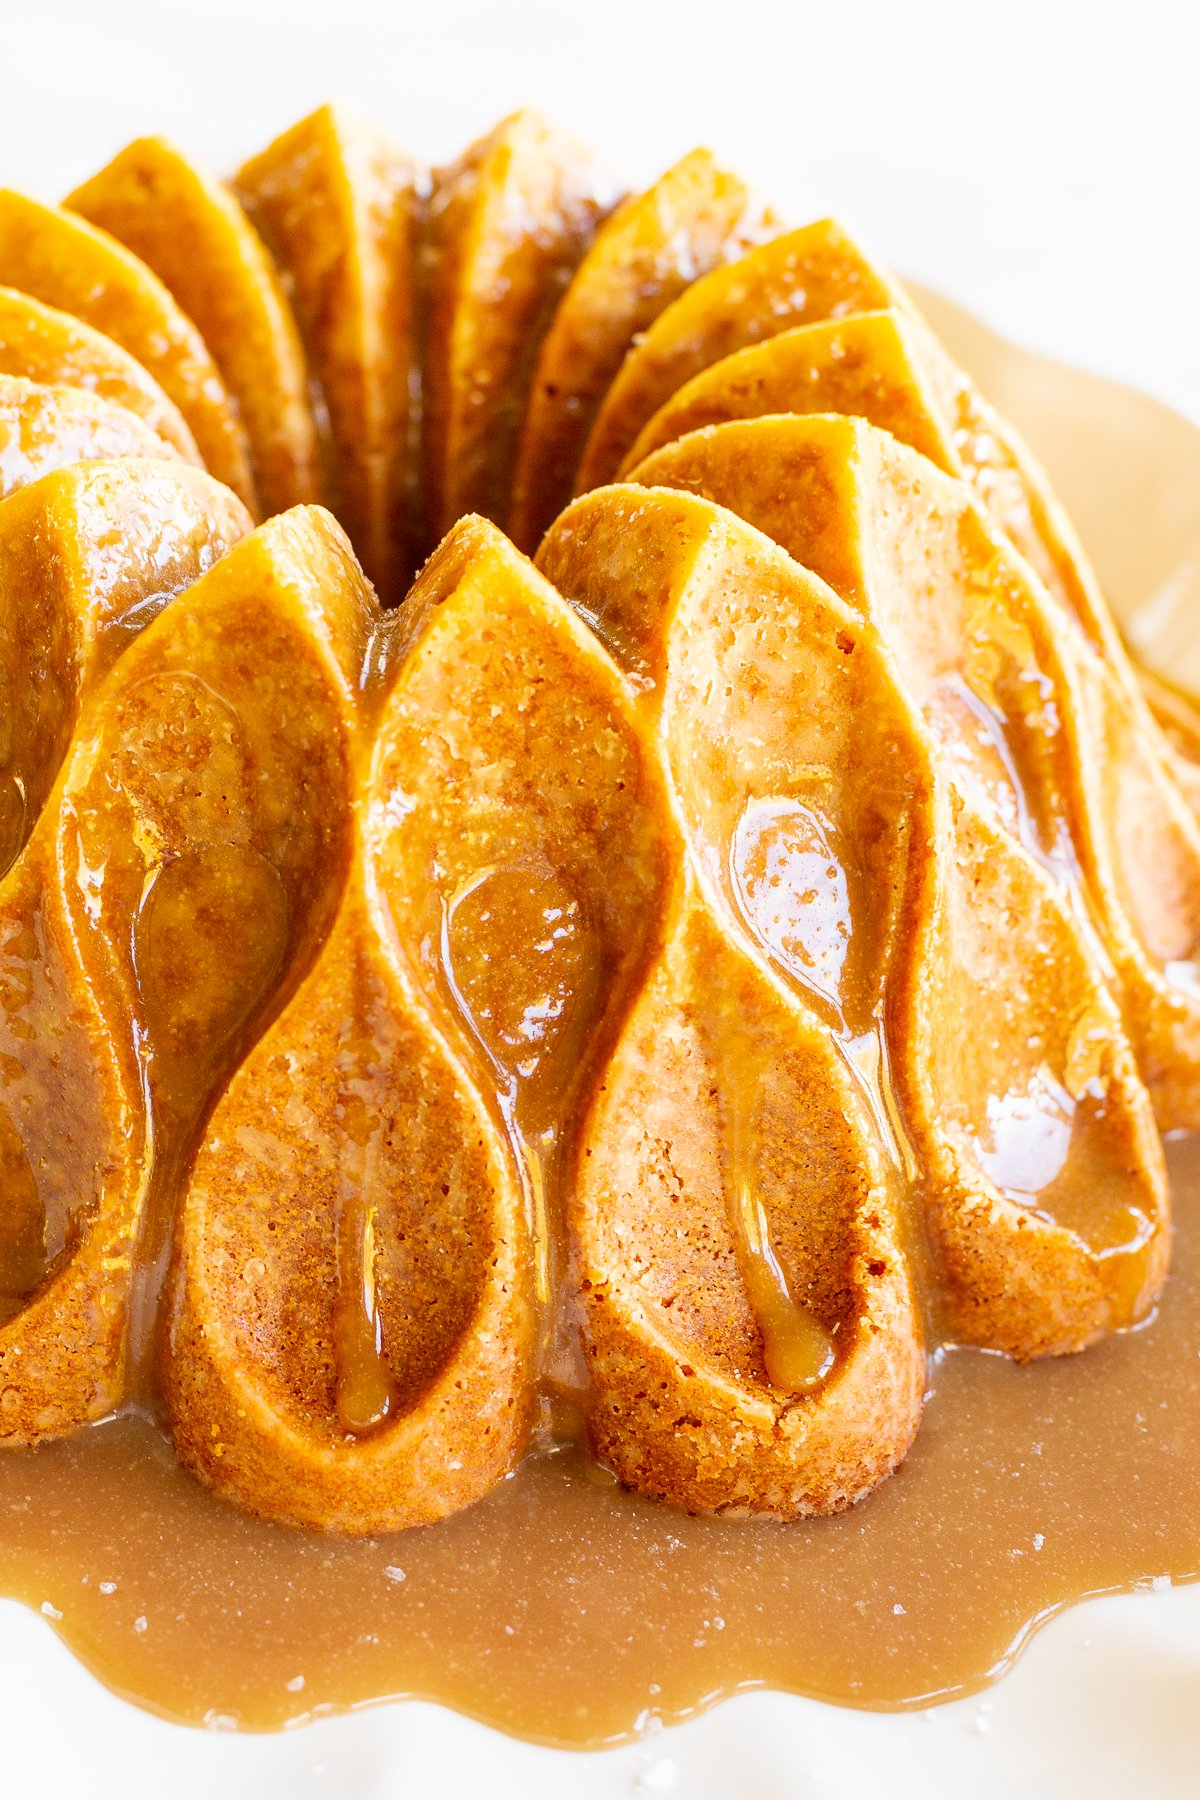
[0,111,1199,1741]
[0,385,1197,1735]
[0,1142,1197,1738]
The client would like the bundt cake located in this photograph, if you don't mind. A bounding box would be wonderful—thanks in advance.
[0,105,1194,1533]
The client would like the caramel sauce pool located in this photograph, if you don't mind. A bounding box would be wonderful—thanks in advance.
[0,1133,1195,1738]
[4,298,1200,1743]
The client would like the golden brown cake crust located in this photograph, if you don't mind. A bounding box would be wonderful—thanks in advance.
[0,284,201,463]
[0,190,256,507]
[0,111,1193,1539]
[509,147,777,552]
[69,139,322,518]
[421,111,619,549]
[0,372,181,501]
[235,106,419,599]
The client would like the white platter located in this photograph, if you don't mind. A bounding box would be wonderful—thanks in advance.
[3,4,1200,1791]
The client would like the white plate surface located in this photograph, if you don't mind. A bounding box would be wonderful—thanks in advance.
[3,4,1200,1792]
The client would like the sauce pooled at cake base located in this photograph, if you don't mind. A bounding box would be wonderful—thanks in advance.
[0,1129,1197,1741]
[2,287,1200,1744]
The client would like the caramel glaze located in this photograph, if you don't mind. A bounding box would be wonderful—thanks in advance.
[1,252,1199,1741]
[0,1127,1196,1741]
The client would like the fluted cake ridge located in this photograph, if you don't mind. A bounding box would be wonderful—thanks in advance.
[0,106,1196,1531]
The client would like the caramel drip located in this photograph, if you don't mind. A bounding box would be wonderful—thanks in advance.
[730,1176,835,1393]
[727,791,925,1311]
[333,1170,393,1436]
[322,1015,398,1439]
[840,1026,922,1184]
[0,771,26,878]
[713,983,837,1395]
[438,863,599,1380]
[0,1127,1196,1742]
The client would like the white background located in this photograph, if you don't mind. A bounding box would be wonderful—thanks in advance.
[1,1,1200,1794]
[1,0,1198,420]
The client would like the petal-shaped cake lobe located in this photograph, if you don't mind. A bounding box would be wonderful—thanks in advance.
[619,310,961,476]
[0,840,143,1438]
[0,458,251,876]
[574,219,895,493]
[68,139,321,517]
[65,509,368,1375]
[164,872,533,1530]
[0,191,256,508]
[420,112,618,547]
[537,492,927,1511]
[629,415,1200,1129]
[576,218,1142,690]
[575,889,924,1516]
[0,286,201,464]
[235,106,417,601]
[539,486,1168,1361]
[65,508,370,1158]
[0,503,355,1442]
[369,517,668,1399]
[509,148,776,551]
[907,797,1169,1356]
[0,374,181,500]
[172,518,649,1529]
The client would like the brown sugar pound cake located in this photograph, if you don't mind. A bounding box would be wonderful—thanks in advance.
[0,189,256,507]
[0,284,201,460]
[234,106,419,599]
[68,138,322,518]
[626,415,1200,1130]
[0,107,1190,1533]
[0,372,183,500]
[509,147,778,550]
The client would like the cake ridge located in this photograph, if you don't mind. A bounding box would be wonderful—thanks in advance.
[540,481,1167,1366]
[626,412,1200,1130]
[0,283,202,462]
[0,106,1193,1532]
[68,136,323,519]
[0,187,256,506]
